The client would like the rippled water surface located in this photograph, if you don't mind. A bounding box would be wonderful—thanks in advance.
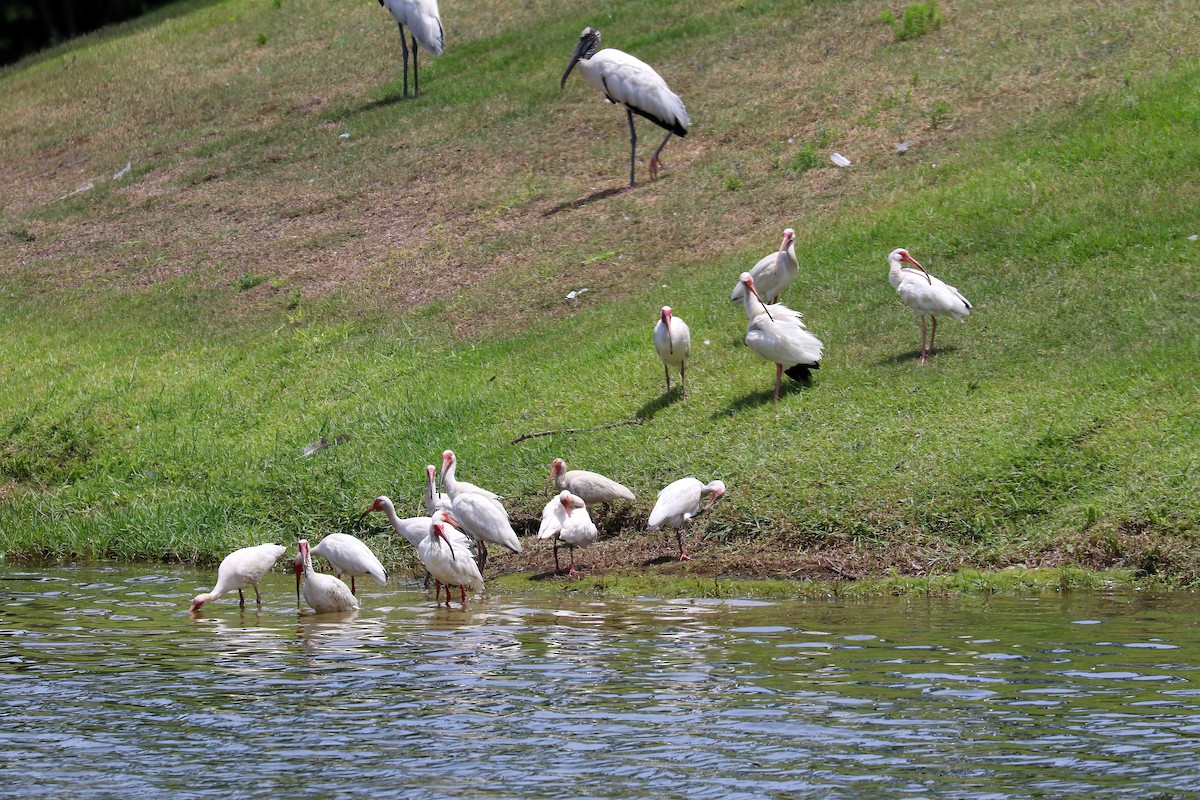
[2,565,1199,798]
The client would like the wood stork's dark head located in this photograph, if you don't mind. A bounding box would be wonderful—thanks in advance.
[561,26,602,88]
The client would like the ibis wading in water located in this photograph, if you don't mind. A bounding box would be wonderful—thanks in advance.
[738,272,823,401]
[378,0,444,98]
[887,248,972,365]
[653,305,691,401]
[189,543,285,612]
[299,533,387,596]
[296,539,360,614]
[731,228,798,304]
[647,478,726,562]
[560,26,690,187]
[420,511,484,607]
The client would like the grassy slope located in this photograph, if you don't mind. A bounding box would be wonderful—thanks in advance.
[0,0,1197,582]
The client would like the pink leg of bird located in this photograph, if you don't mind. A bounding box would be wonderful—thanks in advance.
[460,585,467,606]
[681,362,687,400]
[568,548,582,577]
[677,530,693,562]
[663,365,671,398]
[919,316,929,365]
[929,316,939,358]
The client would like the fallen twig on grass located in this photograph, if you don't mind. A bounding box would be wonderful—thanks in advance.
[510,418,643,445]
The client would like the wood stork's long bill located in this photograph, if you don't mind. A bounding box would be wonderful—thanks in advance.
[560,26,602,89]
[898,249,932,285]
[739,273,775,322]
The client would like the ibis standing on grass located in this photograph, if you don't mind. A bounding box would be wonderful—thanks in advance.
[653,306,691,401]
[560,26,690,187]
[738,272,824,401]
[647,478,727,562]
[887,248,972,364]
[378,0,444,98]
[189,543,286,613]
[731,228,798,304]
[547,457,635,522]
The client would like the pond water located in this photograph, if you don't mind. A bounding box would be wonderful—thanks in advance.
[1,564,1198,799]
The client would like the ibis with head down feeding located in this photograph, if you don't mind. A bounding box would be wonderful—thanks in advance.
[647,478,726,562]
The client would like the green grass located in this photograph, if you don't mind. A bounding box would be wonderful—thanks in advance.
[0,0,1197,586]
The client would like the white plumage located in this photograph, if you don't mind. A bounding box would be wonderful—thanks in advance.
[450,491,522,556]
[297,539,360,614]
[887,248,972,365]
[537,491,598,575]
[369,495,431,549]
[378,0,444,98]
[419,513,485,606]
[731,228,798,303]
[305,533,387,596]
[647,478,727,561]
[653,305,691,400]
[561,26,690,187]
[424,463,451,515]
[441,449,501,501]
[189,543,285,612]
[547,457,635,520]
[738,272,823,401]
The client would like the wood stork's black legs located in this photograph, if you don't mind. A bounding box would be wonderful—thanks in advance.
[398,22,410,98]
[626,108,638,188]
[412,35,420,97]
[650,132,673,181]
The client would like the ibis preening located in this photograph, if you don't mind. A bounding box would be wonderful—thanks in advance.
[738,272,823,401]
[887,248,972,365]
[537,490,599,576]
[547,457,635,522]
[378,0,444,98]
[560,26,690,187]
[731,228,798,304]
[647,478,726,562]
[296,539,360,614]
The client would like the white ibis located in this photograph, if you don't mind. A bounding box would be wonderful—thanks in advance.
[547,457,635,521]
[647,478,727,561]
[887,248,972,364]
[538,490,599,576]
[189,543,285,612]
[731,228,798,304]
[296,539,360,613]
[366,495,431,549]
[738,272,823,401]
[560,26,690,187]
[653,306,691,401]
[293,533,386,598]
[424,463,451,515]
[419,512,484,607]
[378,0,444,98]
[449,490,522,570]
[440,449,500,501]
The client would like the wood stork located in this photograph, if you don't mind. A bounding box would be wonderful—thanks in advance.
[738,272,823,401]
[296,539,360,613]
[537,490,599,575]
[547,457,635,521]
[378,0,444,98]
[887,248,972,364]
[653,305,691,401]
[731,228,798,304]
[560,26,690,187]
[296,533,387,597]
[647,478,726,562]
[420,514,484,606]
[189,543,285,612]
